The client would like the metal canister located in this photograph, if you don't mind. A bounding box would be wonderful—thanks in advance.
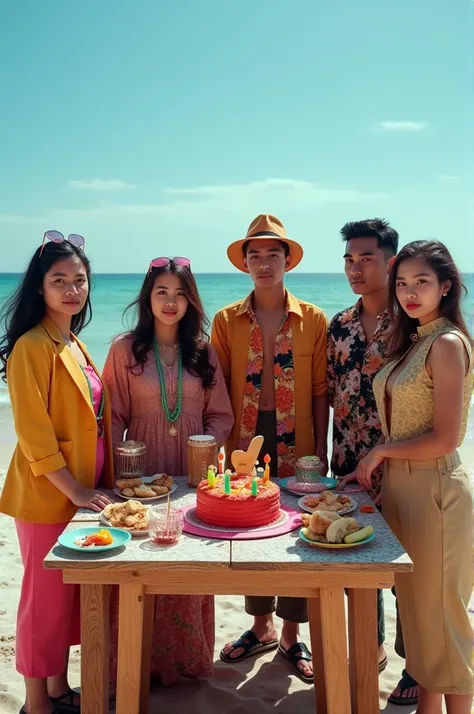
[114,440,147,478]
[187,435,218,487]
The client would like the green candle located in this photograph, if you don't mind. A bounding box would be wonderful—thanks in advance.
[223,473,231,495]
[251,477,258,496]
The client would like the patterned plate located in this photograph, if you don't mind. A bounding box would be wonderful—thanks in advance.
[279,477,338,495]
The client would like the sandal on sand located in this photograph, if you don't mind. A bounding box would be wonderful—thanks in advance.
[388,669,419,706]
[278,642,314,685]
[220,629,278,663]
[378,654,388,674]
[49,687,81,713]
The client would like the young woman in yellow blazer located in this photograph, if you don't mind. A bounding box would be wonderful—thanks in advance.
[0,234,114,714]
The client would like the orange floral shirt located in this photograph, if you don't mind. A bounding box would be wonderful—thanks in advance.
[237,302,296,478]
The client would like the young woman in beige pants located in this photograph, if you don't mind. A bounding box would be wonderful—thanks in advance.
[357,240,473,714]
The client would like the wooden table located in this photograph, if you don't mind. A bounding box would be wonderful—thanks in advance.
[44,481,412,714]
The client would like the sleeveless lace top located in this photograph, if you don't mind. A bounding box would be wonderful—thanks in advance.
[372,317,473,444]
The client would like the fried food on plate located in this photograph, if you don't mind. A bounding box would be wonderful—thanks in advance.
[102,500,149,531]
[121,488,135,498]
[309,510,342,535]
[303,491,352,512]
[150,485,168,496]
[116,478,142,489]
[326,517,361,544]
[133,485,156,499]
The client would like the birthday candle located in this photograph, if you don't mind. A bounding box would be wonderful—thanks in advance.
[263,454,271,482]
[207,467,215,488]
[251,477,258,496]
[256,467,264,479]
[223,473,231,495]
[218,450,225,475]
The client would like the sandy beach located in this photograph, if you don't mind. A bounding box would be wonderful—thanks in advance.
[1,430,473,714]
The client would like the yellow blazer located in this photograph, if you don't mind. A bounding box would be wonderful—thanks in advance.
[0,317,114,524]
[211,291,328,461]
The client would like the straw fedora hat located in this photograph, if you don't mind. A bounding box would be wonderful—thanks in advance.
[227,214,304,273]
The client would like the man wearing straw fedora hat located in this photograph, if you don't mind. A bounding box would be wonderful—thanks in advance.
[211,214,329,683]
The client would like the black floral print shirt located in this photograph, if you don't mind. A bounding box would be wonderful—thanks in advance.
[327,299,392,499]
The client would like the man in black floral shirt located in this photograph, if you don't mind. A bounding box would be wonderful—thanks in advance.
[328,218,419,706]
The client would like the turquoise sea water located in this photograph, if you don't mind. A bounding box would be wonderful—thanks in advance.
[1,272,473,441]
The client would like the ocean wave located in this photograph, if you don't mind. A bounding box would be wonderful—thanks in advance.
[0,391,11,406]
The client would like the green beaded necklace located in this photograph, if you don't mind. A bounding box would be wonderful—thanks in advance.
[80,366,105,437]
[153,339,183,436]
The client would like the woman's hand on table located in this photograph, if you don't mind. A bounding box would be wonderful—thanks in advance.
[356,448,384,491]
[71,487,113,512]
[336,471,357,491]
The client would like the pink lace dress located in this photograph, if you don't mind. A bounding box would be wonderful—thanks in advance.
[102,336,234,686]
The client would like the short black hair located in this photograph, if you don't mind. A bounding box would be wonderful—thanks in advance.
[242,238,290,257]
[340,218,399,257]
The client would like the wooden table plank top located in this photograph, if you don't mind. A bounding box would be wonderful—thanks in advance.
[44,480,411,574]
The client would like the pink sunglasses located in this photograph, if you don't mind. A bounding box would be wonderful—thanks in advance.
[147,257,191,275]
[39,230,85,258]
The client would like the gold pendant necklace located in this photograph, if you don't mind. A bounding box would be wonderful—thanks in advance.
[168,424,178,437]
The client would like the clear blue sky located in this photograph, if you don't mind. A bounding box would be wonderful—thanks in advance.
[1,0,473,273]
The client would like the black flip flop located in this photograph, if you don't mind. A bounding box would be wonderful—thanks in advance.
[49,687,80,713]
[388,669,419,706]
[220,629,278,663]
[278,642,314,684]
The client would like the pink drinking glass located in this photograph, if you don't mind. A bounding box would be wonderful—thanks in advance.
[148,505,184,545]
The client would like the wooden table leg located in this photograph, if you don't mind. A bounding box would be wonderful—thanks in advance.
[319,587,351,714]
[80,584,110,714]
[116,583,146,714]
[307,595,327,714]
[139,595,155,714]
[347,588,379,714]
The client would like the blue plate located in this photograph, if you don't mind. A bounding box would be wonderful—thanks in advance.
[279,476,338,494]
[58,527,131,553]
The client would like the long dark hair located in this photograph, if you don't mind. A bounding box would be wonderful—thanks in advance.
[0,241,92,382]
[388,240,472,358]
[124,262,216,388]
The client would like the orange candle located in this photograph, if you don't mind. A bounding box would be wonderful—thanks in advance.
[263,454,271,482]
[218,450,225,475]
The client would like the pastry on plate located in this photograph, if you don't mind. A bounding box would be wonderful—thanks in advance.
[133,485,156,499]
[121,488,135,498]
[116,477,142,489]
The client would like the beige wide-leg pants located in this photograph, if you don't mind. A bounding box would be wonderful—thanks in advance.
[382,452,473,694]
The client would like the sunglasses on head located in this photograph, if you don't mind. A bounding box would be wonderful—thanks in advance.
[39,230,85,258]
[147,257,191,275]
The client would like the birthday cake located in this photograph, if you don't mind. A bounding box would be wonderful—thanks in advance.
[195,435,281,528]
[196,474,281,528]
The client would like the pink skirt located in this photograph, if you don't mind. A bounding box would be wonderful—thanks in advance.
[15,437,106,678]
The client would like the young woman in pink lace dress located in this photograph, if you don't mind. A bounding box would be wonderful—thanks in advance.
[102,257,234,689]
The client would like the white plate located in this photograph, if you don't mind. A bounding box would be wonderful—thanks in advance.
[114,480,177,503]
[298,495,356,516]
[99,509,150,537]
